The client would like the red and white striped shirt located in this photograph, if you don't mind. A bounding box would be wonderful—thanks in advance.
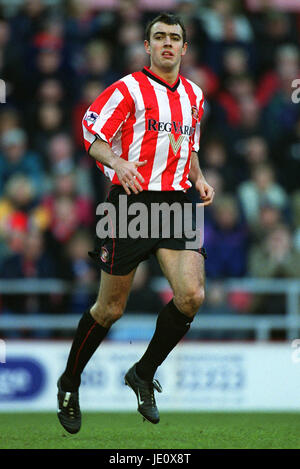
[82,66,204,191]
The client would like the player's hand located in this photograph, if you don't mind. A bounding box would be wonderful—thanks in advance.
[112,159,147,195]
[195,177,215,206]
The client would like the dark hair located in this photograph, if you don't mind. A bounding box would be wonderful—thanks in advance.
[145,13,186,44]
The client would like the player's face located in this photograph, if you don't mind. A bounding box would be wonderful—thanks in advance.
[145,22,187,74]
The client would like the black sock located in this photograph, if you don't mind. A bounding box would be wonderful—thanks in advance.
[60,310,109,391]
[136,299,193,382]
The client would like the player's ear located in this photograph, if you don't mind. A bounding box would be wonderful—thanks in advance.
[181,42,188,57]
[144,40,151,55]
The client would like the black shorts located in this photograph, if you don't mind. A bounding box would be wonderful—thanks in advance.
[89,184,207,276]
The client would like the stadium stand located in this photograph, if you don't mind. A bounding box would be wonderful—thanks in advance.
[0,0,299,339]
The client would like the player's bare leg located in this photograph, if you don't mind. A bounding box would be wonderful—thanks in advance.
[57,269,136,434]
[90,269,137,327]
[155,248,205,318]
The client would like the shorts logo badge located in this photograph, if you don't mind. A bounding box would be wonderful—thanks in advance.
[191,105,199,120]
[100,246,109,263]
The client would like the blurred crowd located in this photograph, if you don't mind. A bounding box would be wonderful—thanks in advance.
[0,0,300,333]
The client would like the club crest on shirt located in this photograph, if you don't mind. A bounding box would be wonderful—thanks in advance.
[85,111,99,124]
[100,246,109,263]
[191,105,199,120]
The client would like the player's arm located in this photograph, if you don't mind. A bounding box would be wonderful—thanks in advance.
[84,83,147,195]
[89,138,147,195]
[189,151,215,206]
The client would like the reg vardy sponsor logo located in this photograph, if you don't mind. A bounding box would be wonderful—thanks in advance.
[147,118,195,137]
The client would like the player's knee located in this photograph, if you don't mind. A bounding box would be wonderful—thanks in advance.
[175,286,205,317]
[90,302,124,327]
[108,309,124,325]
[192,287,205,311]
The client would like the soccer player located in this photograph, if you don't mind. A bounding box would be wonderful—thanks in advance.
[57,12,214,433]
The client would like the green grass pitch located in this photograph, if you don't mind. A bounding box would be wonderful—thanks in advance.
[1,412,300,449]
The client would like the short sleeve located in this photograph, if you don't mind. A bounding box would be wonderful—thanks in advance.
[82,82,133,153]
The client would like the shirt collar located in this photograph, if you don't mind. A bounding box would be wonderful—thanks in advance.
[142,66,180,92]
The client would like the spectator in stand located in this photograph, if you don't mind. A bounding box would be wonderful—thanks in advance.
[43,169,94,229]
[173,0,206,54]
[43,139,95,267]
[0,108,21,139]
[292,191,300,253]
[243,135,269,168]
[81,40,119,87]
[232,135,270,184]
[10,0,49,46]
[123,43,148,75]
[214,74,257,129]
[197,0,256,75]
[0,173,52,262]
[212,73,263,159]
[227,94,263,157]
[0,18,24,106]
[44,195,81,263]
[0,128,44,197]
[236,91,264,136]
[0,219,27,269]
[46,132,74,172]
[31,102,67,160]
[61,230,97,315]
[274,116,300,192]
[116,0,142,24]
[25,47,67,100]
[198,0,254,43]
[250,202,284,245]
[222,47,250,80]
[249,224,300,278]
[118,19,143,51]
[8,0,49,104]
[0,229,57,316]
[262,42,300,104]
[257,44,300,144]
[180,45,219,99]
[0,174,36,236]
[36,78,65,107]
[46,133,93,197]
[63,0,106,62]
[252,11,299,78]
[248,224,300,315]
[43,143,94,264]
[204,194,248,279]
[0,175,31,265]
[237,162,289,226]
[72,79,105,150]
[201,135,237,190]
[292,191,300,229]
[26,78,66,149]
[23,9,75,101]
[48,130,105,203]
